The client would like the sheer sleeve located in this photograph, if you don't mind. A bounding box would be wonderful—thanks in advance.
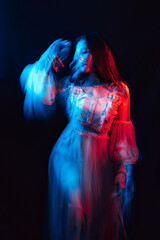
[109,84,139,189]
[110,120,138,165]
[20,39,71,120]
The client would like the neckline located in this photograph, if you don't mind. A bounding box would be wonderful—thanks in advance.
[71,73,112,88]
[73,82,111,87]
[78,82,114,89]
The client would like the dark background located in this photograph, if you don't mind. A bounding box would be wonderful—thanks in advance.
[0,0,160,240]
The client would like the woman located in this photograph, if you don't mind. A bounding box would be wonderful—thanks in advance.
[20,33,139,240]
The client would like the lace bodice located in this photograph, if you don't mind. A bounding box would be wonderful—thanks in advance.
[66,83,125,134]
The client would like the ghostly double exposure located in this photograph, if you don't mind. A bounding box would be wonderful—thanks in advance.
[20,39,71,119]
[20,34,139,240]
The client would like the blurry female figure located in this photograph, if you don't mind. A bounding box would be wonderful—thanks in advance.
[20,33,138,240]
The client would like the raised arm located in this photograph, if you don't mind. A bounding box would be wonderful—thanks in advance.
[20,39,71,120]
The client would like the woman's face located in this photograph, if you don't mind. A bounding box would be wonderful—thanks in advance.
[71,38,92,79]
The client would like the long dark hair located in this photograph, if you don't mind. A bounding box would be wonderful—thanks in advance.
[76,33,127,91]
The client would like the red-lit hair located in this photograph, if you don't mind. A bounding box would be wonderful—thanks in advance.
[77,33,127,91]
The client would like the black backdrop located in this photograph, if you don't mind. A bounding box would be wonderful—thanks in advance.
[0,1,160,240]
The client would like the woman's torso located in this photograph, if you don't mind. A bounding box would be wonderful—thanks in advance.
[63,79,125,135]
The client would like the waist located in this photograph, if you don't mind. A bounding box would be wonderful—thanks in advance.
[68,121,109,139]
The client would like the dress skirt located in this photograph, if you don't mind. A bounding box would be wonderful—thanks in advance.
[47,122,126,240]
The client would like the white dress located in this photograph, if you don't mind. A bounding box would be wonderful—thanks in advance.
[46,80,139,240]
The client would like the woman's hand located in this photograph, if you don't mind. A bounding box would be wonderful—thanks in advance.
[111,171,126,199]
[39,38,71,72]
